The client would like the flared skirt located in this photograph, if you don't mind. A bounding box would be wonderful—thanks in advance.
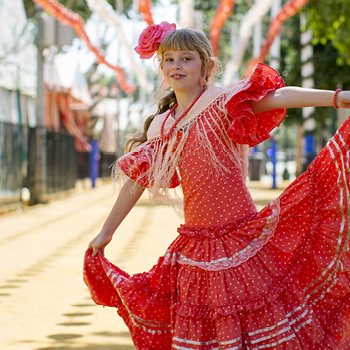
[84,117,350,349]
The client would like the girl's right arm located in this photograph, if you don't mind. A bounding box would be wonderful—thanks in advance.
[88,179,145,255]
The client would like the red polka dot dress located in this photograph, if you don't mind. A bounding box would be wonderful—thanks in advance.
[84,64,350,349]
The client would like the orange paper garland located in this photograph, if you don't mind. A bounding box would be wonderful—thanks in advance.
[138,0,154,25]
[244,0,310,76]
[33,0,135,94]
[209,0,235,57]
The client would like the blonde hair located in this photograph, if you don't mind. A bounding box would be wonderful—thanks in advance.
[125,28,221,152]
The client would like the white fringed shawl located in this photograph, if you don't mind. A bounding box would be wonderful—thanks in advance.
[113,83,249,204]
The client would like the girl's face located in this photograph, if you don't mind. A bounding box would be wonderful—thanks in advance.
[161,50,203,93]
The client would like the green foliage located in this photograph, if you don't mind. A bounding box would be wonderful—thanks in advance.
[306,0,350,65]
[279,12,350,132]
[278,12,350,141]
[311,42,350,134]
[313,43,350,90]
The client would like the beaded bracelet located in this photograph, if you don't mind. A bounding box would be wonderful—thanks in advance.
[333,88,342,109]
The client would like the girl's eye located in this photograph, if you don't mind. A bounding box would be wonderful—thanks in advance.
[163,56,192,62]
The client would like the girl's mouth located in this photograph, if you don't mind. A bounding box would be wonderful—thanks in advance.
[171,74,185,79]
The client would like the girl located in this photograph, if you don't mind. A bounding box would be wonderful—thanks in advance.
[84,23,350,349]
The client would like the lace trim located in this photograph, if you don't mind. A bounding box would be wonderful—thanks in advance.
[174,295,313,341]
[177,212,257,239]
[242,304,313,349]
[129,313,173,334]
[164,198,280,271]
[172,335,242,348]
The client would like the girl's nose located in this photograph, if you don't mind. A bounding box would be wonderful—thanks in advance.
[171,60,182,69]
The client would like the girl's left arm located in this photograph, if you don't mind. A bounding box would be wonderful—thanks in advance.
[251,87,350,113]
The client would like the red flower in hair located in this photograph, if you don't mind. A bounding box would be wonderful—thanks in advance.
[134,21,176,59]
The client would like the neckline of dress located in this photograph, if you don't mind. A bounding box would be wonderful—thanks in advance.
[160,88,206,139]
[144,86,230,142]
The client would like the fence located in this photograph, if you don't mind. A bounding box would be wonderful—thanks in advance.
[0,121,28,205]
[46,129,77,193]
[1,121,117,209]
[1,122,77,208]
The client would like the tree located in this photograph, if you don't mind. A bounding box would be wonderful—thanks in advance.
[306,0,350,66]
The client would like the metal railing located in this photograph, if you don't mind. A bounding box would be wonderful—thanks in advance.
[0,121,28,205]
[46,130,77,193]
[1,122,78,207]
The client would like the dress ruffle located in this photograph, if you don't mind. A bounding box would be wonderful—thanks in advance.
[226,63,287,147]
[116,137,181,189]
[84,117,350,349]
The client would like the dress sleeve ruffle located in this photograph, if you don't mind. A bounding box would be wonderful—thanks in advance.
[116,140,181,189]
[226,63,287,147]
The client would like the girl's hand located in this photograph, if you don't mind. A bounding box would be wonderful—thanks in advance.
[88,232,113,256]
[337,91,350,109]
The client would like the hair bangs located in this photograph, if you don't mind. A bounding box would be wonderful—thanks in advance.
[158,29,201,55]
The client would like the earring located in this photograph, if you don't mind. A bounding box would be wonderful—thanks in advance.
[199,76,206,88]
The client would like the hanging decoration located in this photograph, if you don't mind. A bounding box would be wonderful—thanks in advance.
[237,0,274,64]
[85,0,148,92]
[209,0,235,57]
[33,0,135,94]
[244,0,310,76]
[138,0,154,25]
[222,0,274,85]
[179,0,195,28]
